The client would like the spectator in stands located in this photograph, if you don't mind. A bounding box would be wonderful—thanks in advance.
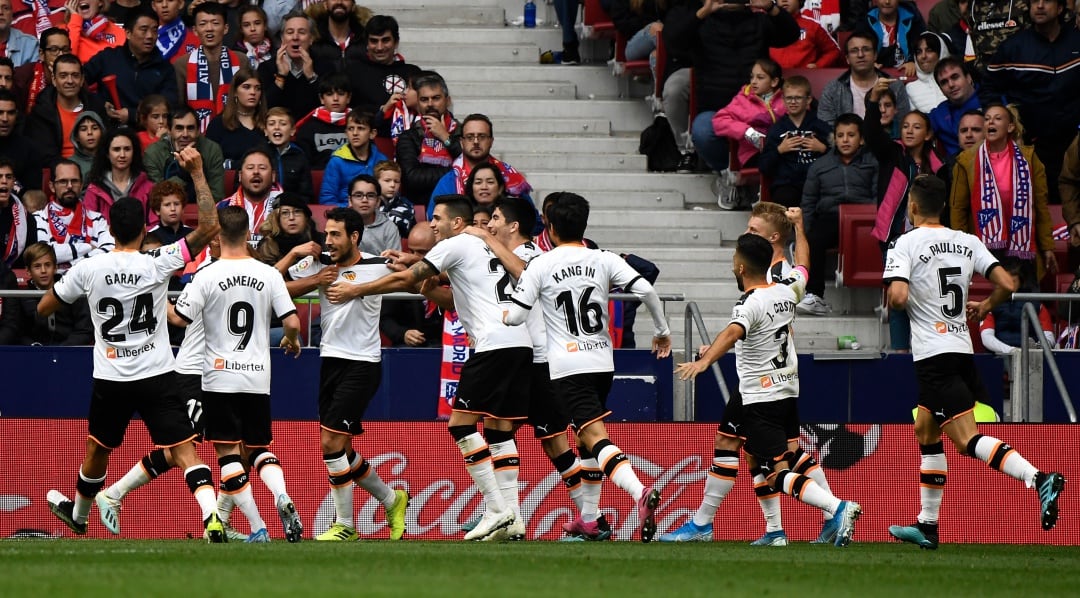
[106,0,147,29]
[68,111,105,182]
[964,0,1029,72]
[611,0,665,82]
[0,158,35,271]
[348,173,400,254]
[388,70,426,145]
[551,0,581,64]
[256,192,324,272]
[25,54,108,160]
[375,160,415,237]
[13,28,69,114]
[465,162,505,207]
[929,56,979,159]
[83,128,154,225]
[174,2,243,132]
[63,0,126,63]
[345,15,421,139]
[659,3,695,171]
[471,203,493,228]
[259,11,332,122]
[379,223,441,347]
[0,241,92,345]
[310,0,370,68]
[320,111,387,206]
[802,0,841,33]
[770,0,843,69]
[0,89,48,191]
[205,66,269,169]
[877,87,901,139]
[135,94,170,150]
[711,57,786,189]
[144,106,227,200]
[979,256,1057,354]
[396,72,460,210]
[217,147,281,244]
[84,10,178,128]
[666,0,798,180]
[797,113,878,315]
[949,103,1055,282]
[233,5,275,69]
[146,179,192,245]
[759,75,831,208]
[153,0,199,62]
[428,113,532,215]
[854,0,925,75]
[956,108,984,152]
[1061,132,1080,269]
[927,0,962,37]
[33,159,114,271]
[905,31,949,114]
[0,0,39,67]
[0,57,13,92]
[982,0,1080,207]
[295,71,351,169]
[818,31,911,126]
[263,107,314,202]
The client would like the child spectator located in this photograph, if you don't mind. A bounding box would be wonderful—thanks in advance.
[980,257,1056,354]
[154,0,199,62]
[769,0,842,69]
[295,71,351,169]
[878,88,900,140]
[0,242,92,346]
[472,203,493,227]
[64,0,127,63]
[374,160,416,237]
[263,107,314,202]
[388,71,424,145]
[319,111,387,206]
[759,75,831,207]
[146,179,193,245]
[83,128,155,225]
[347,173,401,255]
[69,111,105,184]
[798,113,879,315]
[233,5,275,69]
[854,0,925,76]
[136,94,170,151]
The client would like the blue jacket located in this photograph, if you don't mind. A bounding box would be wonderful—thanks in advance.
[759,113,832,189]
[4,29,39,68]
[319,143,389,206]
[860,3,924,68]
[929,90,981,157]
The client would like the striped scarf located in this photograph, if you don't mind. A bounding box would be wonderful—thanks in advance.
[185,46,239,132]
[973,140,1035,259]
[438,307,467,420]
[81,15,115,43]
[157,18,188,60]
[3,197,28,268]
[449,156,533,198]
[417,114,458,167]
[241,39,273,68]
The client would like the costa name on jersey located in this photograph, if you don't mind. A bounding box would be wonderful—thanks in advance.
[287,253,393,362]
[52,241,191,381]
[731,267,806,405]
[883,226,999,362]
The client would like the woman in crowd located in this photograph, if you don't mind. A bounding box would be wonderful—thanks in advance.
[205,67,269,170]
[82,128,154,225]
[233,6,277,69]
[465,162,506,207]
[257,193,326,274]
[905,31,950,114]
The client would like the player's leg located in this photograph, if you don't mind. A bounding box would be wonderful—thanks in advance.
[889,406,946,549]
[745,452,787,546]
[244,393,302,543]
[201,390,267,541]
[484,419,523,540]
[450,410,513,540]
[95,447,175,535]
[784,400,837,544]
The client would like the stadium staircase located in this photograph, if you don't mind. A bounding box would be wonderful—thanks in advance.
[380,0,884,353]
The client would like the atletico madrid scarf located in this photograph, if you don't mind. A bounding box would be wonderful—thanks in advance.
[438,307,468,419]
[294,106,350,132]
[46,201,91,243]
[389,99,417,145]
[3,197,28,268]
[81,15,115,43]
[158,18,188,60]
[973,140,1035,259]
[186,46,240,132]
[449,155,533,198]
[241,39,274,68]
[417,114,458,167]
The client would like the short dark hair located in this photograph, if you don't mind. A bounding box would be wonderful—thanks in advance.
[413,71,448,96]
[52,53,82,73]
[319,72,351,96]
[347,110,376,129]
[52,158,82,181]
[433,194,474,223]
[908,174,947,217]
[349,173,381,198]
[365,14,400,41]
[465,162,505,202]
[0,57,13,72]
[493,196,536,236]
[546,192,589,242]
[834,112,864,132]
[0,156,15,172]
[846,30,878,52]
[239,147,274,169]
[110,197,148,245]
[192,1,227,20]
[933,55,968,82]
[125,8,158,30]
[39,27,68,48]
[735,233,772,276]
[218,205,250,244]
[169,106,197,128]
[325,207,364,244]
[461,113,493,136]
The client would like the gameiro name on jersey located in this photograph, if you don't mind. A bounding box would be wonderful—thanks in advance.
[731,266,807,405]
[52,241,193,382]
[883,225,1000,362]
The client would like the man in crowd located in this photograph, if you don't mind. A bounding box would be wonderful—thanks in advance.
[0,0,39,67]
[174,2,242,131]
[12,27,68,113]
[817,31,910,126]
[428,114,532,216]
[145,107,226,200]
[34,160,113,271]
[310,0,369,68]
[217,148,281,245]
[929,56,980,157]
[25,54,107,159]
[344,15,421,138]
[396,72,460,210]
[260,11,333,121]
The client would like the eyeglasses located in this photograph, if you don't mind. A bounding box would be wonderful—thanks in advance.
[784,96,808,102]
[279,209,304,218]
[463,134,491,143]
[45,46,73,54]
[848,46,874,55]
[350,192,379,200]
[53,178,80,187]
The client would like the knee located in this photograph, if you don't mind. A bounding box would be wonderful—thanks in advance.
[690,113,715,141]
[714,434,741,451]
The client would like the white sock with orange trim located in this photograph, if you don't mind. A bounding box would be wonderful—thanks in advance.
[595,439,645,502]
[253,451,289,498]
[456,432,507,513]
[918,442,947,524]
[692,450,738,527]
[969,434,1038,487]
[324,451,354,526]
[221,459,265,532]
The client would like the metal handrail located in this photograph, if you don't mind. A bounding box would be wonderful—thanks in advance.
[1016,293,1077,423]
[683,301,730,422]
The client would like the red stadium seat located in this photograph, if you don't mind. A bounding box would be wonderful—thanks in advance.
[311,170,324,199]
[308,203,333,231]
[414,204,426,222]
[614,30,650,77]
[224,170,238,197]
[581,0,615,39]
[11,268,29,287]
[374,137,395,162]
[182,203,199,228]
[836,203,883,287]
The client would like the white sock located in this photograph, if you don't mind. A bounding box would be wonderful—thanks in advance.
[74,470,106,524]
[489,439,521,518]
[325,453,354,526]
[456,432,507,513]
[222,461,265,532]
[754,473,783,533]
[972,435,1038,487]
[579,458,602,523]
[104,463,151,502]
[217,491,235,524]
[779,472,841,515]
[253,452,289,498]
[558,458,584,512]
[692,452,737,527]
[597,443,645,502]
[184,465,218,521]
[918,451,947,524]
[795,450,834,520]
[351,453,396,508]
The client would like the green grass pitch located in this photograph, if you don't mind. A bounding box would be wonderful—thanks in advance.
[3,540,1079,597]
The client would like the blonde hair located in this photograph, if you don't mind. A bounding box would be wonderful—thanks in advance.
[751,201,793,243]
[22,242,56,267]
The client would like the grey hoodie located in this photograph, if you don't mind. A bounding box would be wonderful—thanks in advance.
[69,111,106,183]
[359,210,402,256]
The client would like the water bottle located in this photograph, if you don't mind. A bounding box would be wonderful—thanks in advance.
[524,0,536,28]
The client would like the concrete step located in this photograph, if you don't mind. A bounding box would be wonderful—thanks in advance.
[495,135,639,154]
[452,98,652,132]
[630,314,886,354]
[453,80,578,99]
[488,117,611,135]
[532,189,687,210]
[399,25,565,47]
[648,260,732,280]
[527,172,715,201]
[586,226,722,248]
[497,151,646,171]
[622,247,734,263]
[428,65,622,97]
[591,209,733,233]
[402,42,540,65]
[366,6,507,25]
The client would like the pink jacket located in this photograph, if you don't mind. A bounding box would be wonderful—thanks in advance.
[712,86,787,168]
[83,172,157,226]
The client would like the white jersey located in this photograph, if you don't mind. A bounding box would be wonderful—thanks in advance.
[512,240,548,363]
[175,257,296,394]
[731,267,807,405]
[288,253,392,362]
[52,242,192,382]
[509,245,668,379]
[423,233,531,353]
[767,258,792,283]
[883,225,999,361]
[174,257,217,376]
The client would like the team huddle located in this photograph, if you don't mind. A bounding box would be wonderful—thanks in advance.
[39,162,1064,546]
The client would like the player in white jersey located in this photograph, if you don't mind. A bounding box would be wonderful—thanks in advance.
[37,147,228,541]
[284,207,409,542]
[502,192,672,543]
[663,203,837,545]
[882,175,1065,549]
[333,194,532,541]
[173,206,305,543]
[675,232,863,547]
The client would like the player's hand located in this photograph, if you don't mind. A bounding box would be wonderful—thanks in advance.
[292,241,322,259]
[1044,250,1059,276]
[280,334,302,356]
[462,225,489,240]
[418,276,439,295]
[652,335,672,358]
[315,264,338,286]
[786,207,804,229]
[697,344,711,357]
[404,329,426,346]
[175,146,203,173]
[326,281,359,304]
[675,359,709,380]
[966,299,991,322]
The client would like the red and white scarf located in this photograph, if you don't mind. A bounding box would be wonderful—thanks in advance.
[973,140,1035,259]
[389,99,416,144]
[438,306,468,420]
[226,188,281,243]
[46,201,91,243]
[241,39,274,68]
[417,114,458,167]
[186,46,240,132]
[3,197,28,268]
[449,155,533,198]
[294,106,350,131]
[26,62,47,114]
[81,15,117,43]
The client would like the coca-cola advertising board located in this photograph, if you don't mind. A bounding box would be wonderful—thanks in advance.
[3,421,1076,544]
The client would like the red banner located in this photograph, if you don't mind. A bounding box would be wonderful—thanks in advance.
[2,421,1076,544]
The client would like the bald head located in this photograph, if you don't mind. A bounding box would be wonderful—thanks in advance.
[408,225,435,255]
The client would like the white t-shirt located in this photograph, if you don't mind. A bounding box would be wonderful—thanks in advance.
[53,241,191,382]
[288,253,392,362]
[512,240,548,363]
[883,225,1000,361]
[422,233,532,353]
[731,266,807,405]
[175,257,296,394]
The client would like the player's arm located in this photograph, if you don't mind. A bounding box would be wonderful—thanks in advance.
[967,264,1018,322]
[326,260,437,304]
[166,301,189,328]
[284,258,337,298]
[503,266,539,327]
[463,226,526,279]
[279,312,302,356]
[419,278,455,311]
[787,207,809,269]
[675,322,743,380]
[177,147,221,255]
[613,257,672,357]
[887,280,909,311]
[37,289,63,317]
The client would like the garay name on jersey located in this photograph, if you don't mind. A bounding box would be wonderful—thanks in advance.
[552,265,597,283]
[104,273,143,286]
[918,242,974,264]
[217,275,266,292]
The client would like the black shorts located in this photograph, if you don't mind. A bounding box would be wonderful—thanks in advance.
[915,353,985,425]
[742,398,801,465]
[454,347,532,420]
[528,363,570,439]
[202,391,273,447]
[87,373,197,449]
[554,372,614,431]
[175,373,204,440]
[718,391,799,442]
[319,358,381,436]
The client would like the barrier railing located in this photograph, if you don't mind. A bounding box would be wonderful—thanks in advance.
[682,301,730,421]
[1014,292,1078,423]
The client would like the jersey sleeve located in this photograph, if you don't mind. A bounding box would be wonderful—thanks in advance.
[286,255,324,281]
[607,251,645,292]
[780,266,808,303]
[970,235,1001,279]
[151,239,192,283]
[608,252,671,337]
[729,294,761,339]
[269,272,298,320]
[173,277,205,323]
[882,236,912,284]
[505,259,542,326]
[52,260,88,305]
[422,234,460,274]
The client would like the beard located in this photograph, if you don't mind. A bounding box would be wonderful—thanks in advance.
[58,191,80,209]
[735,273,745,292]
[330,6,350,22]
